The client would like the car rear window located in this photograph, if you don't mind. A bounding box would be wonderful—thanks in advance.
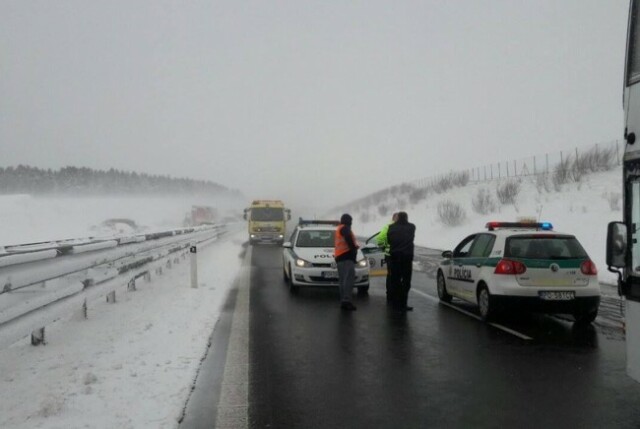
[296,230,335,247]
[505,235,588,260]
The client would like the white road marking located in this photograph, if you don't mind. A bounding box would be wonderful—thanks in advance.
[215,246,252,429]
[411,288,533,341]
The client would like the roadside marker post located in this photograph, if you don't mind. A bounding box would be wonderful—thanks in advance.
[190,245,198,288]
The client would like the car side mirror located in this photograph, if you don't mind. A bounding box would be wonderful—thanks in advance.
[442,250,453,258]
[283,242,292,248]
[606,221,627,269]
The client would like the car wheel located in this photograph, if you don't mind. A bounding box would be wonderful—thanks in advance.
[477,284,494,322]
[283,264,289,282]
[437,271,452,303]
[288,264,299,293]
[574,309,598,324]
[357,284,370,295]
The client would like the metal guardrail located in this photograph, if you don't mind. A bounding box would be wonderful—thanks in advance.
[0,223,233,348]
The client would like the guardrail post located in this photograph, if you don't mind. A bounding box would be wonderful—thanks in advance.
[128,278,136,291]
[190,245,198,288]
[166,259,172,269]
[31,327,45,346]
[107,291,116,303]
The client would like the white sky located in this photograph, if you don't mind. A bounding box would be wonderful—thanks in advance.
[0,1,630,208]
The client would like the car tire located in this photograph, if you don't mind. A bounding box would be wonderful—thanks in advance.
[288,264,299,293]
[437,271,452,303]
[574,308,598,324]
[477,284,495,322]
[357,284,370,295]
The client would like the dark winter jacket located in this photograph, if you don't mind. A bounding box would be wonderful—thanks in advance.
[388,217,415,259]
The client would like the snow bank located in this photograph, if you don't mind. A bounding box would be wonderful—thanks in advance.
[0,231,246,429]
[348,168,622,284]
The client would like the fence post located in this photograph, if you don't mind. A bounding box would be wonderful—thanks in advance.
[546,153,549,173]
[513,160,517,177]
[534,157,537,175]
[617,140,621,165]
[506,161,509,177]
[490,164,494,180]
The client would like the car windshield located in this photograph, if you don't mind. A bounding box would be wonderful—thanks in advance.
[296,230,335,248]
[505,235,588,260]
[251,208,284,221]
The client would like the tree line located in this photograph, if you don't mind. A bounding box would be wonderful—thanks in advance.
[0,165,242,197]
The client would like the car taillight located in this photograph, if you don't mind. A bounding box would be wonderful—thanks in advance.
[494,259,527,275]
[580,260,598,275]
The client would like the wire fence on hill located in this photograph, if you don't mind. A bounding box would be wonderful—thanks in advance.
[410,140,621,189]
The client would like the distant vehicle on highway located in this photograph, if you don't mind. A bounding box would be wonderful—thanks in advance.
[244,200,291,245]
[282,219,369,293]
[184,206,218,227]
[437,222,600,323]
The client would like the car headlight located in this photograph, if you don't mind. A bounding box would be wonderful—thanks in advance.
[295,258,313,268]
[357,258,368,268]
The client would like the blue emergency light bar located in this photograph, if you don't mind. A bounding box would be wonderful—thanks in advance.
[485,221,553,231]
[298,218,340,226]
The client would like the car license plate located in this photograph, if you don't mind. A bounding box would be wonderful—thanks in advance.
[322,271,339,279]
[539,291,575,301]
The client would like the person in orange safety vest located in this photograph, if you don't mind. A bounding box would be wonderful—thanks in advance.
[334,213,359,311]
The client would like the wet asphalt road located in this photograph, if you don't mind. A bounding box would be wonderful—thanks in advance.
[183,244,640,429]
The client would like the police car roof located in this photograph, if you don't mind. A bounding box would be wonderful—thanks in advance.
[485,221,553,231]
[298,219,339,227]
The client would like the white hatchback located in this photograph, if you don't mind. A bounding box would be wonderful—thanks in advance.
[282,220,369,293]
[436,222,601,323]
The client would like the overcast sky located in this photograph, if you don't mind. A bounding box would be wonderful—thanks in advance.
[0,1,630,208]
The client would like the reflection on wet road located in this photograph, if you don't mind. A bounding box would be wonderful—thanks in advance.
[246,245,640,428]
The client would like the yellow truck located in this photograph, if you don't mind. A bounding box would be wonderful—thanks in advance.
[243,200,291,245]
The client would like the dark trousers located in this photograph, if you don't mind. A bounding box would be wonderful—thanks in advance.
[385,255,392,302]
[388,255,413,308]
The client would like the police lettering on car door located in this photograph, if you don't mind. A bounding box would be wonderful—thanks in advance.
[453,265,473,281]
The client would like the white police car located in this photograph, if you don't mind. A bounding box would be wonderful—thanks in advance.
[436,222,600,323]
[282,220,369,293]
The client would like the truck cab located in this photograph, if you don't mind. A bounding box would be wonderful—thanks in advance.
[244,200,291,245]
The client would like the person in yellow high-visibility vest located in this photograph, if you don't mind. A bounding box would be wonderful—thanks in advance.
[376,212,398,303]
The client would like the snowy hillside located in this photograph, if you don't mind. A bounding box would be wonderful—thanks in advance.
[337,168,622,284]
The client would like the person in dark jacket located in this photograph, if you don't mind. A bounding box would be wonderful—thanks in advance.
[334,213,359,311]
[387,211,416,311]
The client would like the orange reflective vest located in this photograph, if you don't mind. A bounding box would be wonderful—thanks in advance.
[334,224,357,257]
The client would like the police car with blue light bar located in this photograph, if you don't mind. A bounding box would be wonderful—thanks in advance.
[436,221,600,323]
[282,219,369,293]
